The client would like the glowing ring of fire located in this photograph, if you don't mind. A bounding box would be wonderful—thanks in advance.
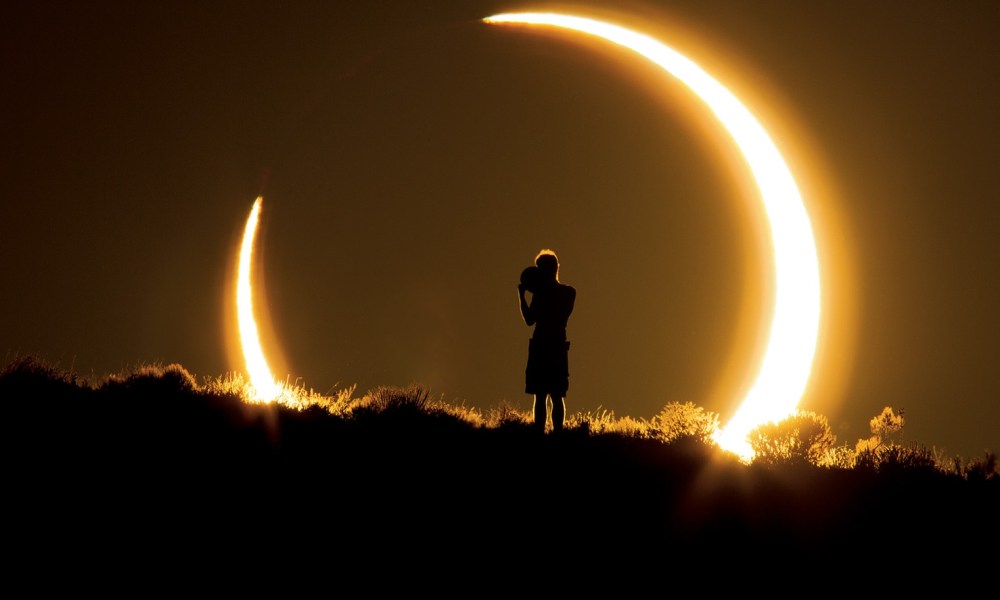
[234,13,822,459]
[484,13,821,458]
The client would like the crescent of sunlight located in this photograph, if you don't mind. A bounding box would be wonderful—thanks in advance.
[485,13,821,460]
[237,196,283,403]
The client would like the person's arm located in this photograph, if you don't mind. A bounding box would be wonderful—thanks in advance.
[518,284,535,326]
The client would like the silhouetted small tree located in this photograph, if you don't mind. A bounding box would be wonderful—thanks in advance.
[870,406,905,443]
[854,406,908,469]
[748,410,836,467]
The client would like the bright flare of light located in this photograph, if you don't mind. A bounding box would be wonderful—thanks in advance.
[237,196,282,402]
[485,13,821,460]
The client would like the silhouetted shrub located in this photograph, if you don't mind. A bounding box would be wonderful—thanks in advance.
[822,443,858,469]
[650,401,720,443]
[347,383,484,440]
[854,443,940,476]
[98,362,200,395]
[748,410,836,467]
[483,399,532,429]
[964,452,999,481]
[355,383,434,415]
[568,408,655,438]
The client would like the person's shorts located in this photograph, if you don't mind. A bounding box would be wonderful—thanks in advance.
[525,337,570,395]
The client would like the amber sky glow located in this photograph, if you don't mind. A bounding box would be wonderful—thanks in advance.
[2,1,997,459]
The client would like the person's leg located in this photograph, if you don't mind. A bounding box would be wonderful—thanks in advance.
[551,395,565,432]
[533,394,547,433]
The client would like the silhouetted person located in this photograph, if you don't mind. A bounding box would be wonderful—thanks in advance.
[518,249,576,434]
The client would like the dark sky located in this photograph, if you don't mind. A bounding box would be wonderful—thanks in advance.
[3,1,998,459]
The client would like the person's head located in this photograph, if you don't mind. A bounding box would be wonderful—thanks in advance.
[534,249,559,282]
[520,265,541,293]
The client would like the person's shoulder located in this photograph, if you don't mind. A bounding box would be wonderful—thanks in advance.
[561,283,577,297]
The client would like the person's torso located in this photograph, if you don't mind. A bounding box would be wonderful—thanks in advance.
[531,283,574,340]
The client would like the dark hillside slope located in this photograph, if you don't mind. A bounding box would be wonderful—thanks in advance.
[3,359,996,578]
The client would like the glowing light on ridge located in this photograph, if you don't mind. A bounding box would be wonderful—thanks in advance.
[237,196,282,402]
[485,13,821,460]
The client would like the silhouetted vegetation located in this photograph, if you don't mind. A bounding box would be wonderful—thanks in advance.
[3,355,997,578]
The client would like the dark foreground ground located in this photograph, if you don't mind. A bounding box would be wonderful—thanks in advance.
[3,360,997,589]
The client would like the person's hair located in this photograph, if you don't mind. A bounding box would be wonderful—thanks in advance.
[535,249,559,280]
